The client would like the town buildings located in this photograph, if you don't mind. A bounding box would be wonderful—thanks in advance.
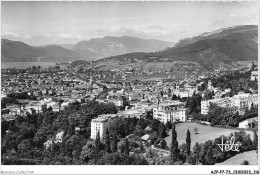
[201,92,258,115]
[232,93,258,114]
[201,97,232,115]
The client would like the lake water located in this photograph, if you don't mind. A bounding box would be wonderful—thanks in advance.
[1,62,57,69]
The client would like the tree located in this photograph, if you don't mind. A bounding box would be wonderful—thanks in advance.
[190,142,201,165]
[33,126,52,147]
[165,121,172,131]
[113,118,126,138]
[64,135,81,158]
[178,143,187,163]
[240,134,253,152]
[149,131,159,145]
[117,140,125,154]
[186,93,202,114]
[170,124,179,162]
[136,118,147,130]
[125,117,130,135]
[241,160,249,165]
[158,123,167,138]
[124,139,130,156]
[145,111,153,120]
[80,141,96,163]
[17,139,33,158]
[172,94,179,101]
[95,131,101,152]
[105,129,111,153]
[204,141,215,165]
[160,139,167,149]
[250,61,255,71]
[250,103,256,112]
[200,83,206,91]
[150,119,160,131]
[252,129,258,153]
[111,132,118,153]
[186,130,191,155]
[97,152,148,165]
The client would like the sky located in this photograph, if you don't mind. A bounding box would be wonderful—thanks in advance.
[1,1,258,45]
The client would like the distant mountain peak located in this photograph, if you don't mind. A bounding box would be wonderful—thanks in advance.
[72,35,173,60]
[174,25,258,48]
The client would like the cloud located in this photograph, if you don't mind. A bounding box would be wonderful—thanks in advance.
[58,33,73,39]
[147,25,165,30]
[45,33,84,40]
[212,12,258,29]
[229,13,236,18]
[95,26,171,37]
[25,34,32,39]
[2,32,19,37]
[75,34,83,39]
[46,33,54,38]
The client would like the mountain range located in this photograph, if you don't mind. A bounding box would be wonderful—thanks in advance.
[2,25,257,74]
[1,36,173,62]
[72,35,173,59]
[93,25,258,72]
[1,39,79,62]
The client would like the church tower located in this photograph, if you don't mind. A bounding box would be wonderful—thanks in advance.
[176,78,180,91]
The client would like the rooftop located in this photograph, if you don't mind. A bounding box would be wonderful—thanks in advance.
[91,114,118,122]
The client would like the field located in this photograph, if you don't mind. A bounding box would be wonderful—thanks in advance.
[216,150,258,165]
[165,122,253,148]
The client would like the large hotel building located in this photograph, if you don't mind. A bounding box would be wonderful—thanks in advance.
[90,114,118,140]
[201,92,258,115]
[153,101,187,124]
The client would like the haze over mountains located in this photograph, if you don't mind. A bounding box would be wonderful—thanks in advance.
[94,25,258,71]
[1,36,173,62]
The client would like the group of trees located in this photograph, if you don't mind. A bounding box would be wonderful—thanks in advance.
[7,92,37,100]
[172,94,186,102]
[167,124,258,165]
[209,70,258,95]
[185,93,202,115]
[146,119,170,147]
[1,92,39,109]
[1,100,117,165]
[1,99,154,165]
[79,129,148,165]
[1,97,20,109]
[188,130,258,165]
[207,103,240,127]
[167,124,192,164]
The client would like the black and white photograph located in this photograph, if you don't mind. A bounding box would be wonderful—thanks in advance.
[1,0,259,174]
